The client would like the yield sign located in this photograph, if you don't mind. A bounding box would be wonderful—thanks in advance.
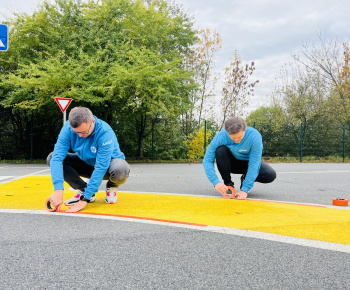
[55,98,73,113]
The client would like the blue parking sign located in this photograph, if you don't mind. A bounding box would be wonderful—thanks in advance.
[0,24,9,51]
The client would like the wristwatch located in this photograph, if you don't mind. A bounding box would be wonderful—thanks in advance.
[80,195,90,202]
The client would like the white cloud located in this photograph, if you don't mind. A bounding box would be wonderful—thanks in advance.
[176,0,350,114]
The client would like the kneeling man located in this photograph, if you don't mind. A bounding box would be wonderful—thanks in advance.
[203,117,276,199]
[47,107,130,212]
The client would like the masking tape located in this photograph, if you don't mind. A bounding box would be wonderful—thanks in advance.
[46,199,59,212]
[332,198,348,206]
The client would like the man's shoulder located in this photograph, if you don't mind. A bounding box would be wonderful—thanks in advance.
[216,128,228,137]
[211,128,231,145]
[246,126,261,136]
[59,121,73,138]
[95,117,113,133]
[245,127,262,145]
[94,117,116,143]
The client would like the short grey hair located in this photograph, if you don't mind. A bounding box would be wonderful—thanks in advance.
[69,107,93,128]
[225,117,247,135]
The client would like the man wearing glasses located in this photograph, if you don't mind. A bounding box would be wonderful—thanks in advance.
[46,107,130,213]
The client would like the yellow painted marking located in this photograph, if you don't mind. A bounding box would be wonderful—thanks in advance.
[1,176,350,245]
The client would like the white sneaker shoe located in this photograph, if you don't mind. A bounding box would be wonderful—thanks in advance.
[106,187,117,204]
[64,190,95,206]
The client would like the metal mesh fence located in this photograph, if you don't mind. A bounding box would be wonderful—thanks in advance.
[252,122,350,161]
[0,121,349,161]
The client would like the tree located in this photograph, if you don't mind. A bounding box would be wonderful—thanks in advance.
[220,51,259,128]
[291,34,350,126]
[246,105,295,157]
[246,105,286,127]
[110,0,197,157]
[184,126,212,159]
[188,28,222,127]
[0,0,198,158]
[273,62,329,125]
[327,41,350,126]
[269,35,350,158]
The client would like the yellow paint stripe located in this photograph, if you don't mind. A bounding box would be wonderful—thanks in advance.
[1,176,350,245]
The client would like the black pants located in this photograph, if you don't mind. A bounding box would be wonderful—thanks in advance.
[47,152,130,192]
[215,145,276,187]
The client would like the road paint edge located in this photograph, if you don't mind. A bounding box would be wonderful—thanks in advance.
[1,208,349,254]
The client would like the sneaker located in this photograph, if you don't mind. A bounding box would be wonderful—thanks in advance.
[64,190,95,206]
[106,187,117,204]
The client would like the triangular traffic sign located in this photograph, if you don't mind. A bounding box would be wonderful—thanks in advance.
[55,98,73,113]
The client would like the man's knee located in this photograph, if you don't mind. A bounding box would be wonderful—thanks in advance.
[109,159,130,184]
[215,145,230,158]
[271,168,277,182]
[266,168,276,183]
[46,152,53,166]
[260,163,276,183]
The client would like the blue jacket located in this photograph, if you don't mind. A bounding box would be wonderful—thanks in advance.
[50,116,125,199]
[203,127,263,193]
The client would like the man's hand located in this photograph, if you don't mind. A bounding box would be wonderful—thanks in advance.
[48,189,64,211]
[215,183,229,198]
[234,190,248,200]
[66,200,87,213]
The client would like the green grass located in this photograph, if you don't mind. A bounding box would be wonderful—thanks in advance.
[0,156,349,164]
[262,156,350,163]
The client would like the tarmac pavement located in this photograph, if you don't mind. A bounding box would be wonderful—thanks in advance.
[1,162,350,289]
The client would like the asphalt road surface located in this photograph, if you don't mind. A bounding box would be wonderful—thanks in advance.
[1,163,350,289]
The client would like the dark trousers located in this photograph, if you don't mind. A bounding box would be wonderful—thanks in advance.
[215,145,276,187]
[47,152,130,192]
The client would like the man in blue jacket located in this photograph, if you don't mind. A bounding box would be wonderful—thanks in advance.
[47,107,130,213]
[203,117,276,199]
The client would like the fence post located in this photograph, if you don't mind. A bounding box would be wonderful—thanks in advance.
[151,121,154,162]
[300,122,303,162]
[253,121,256,128]
[343,125,346,162]
[30,115,33,161]
[204,120,207,154]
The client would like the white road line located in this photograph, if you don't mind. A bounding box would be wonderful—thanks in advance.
[0,176,13,181]
[0,208,349,254]
[278,170,350,174]
[206,226,350,253]
[0,166,48,169]
[27,168,51,176]
[0,169,51,185]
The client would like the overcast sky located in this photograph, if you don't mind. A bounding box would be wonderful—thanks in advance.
[1,0,350,113]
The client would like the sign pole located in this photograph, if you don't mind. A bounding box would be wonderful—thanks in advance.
[55,98,73,126]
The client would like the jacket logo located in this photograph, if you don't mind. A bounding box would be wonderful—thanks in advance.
[91,146,97,153]
[103,140,112,146]
[239,149,248,152]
